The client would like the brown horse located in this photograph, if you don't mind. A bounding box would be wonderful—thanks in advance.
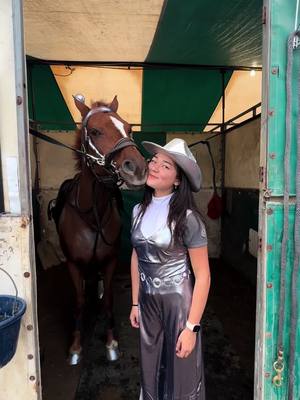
[50,94,147,365]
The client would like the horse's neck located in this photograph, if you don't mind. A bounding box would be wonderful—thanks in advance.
[77,165,111,210]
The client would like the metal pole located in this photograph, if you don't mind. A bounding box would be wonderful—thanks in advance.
[220,69,226,257]
[221,70,226,190]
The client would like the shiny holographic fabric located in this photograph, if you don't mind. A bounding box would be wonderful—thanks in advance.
[131,206,207,400]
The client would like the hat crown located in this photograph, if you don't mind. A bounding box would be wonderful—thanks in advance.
[164,139,196,163]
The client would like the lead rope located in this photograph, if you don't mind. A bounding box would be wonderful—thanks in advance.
[272,30,300,395]
[288,29,300,400]
[272,32,294,388]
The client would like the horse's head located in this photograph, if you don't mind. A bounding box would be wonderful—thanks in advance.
[74,94,147,189]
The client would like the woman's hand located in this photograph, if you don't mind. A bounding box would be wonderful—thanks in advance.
[129,306,140,328]
[175,328,197,358]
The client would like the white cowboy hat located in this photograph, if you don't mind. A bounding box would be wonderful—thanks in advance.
[142,138,202,192]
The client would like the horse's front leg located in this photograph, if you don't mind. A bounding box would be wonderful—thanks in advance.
[67,260,84,365]
[103,257,119,361]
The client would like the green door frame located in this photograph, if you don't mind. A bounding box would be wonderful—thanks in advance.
[255,1,300,399]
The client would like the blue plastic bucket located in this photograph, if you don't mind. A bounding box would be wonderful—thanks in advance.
[0,295,26,368]
[0,267,27,368]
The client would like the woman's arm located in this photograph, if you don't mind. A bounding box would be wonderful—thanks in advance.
[176,246,210,358]
[129,248,140,328]
[187,246,211,324]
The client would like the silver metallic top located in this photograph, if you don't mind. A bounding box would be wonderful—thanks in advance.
[131,199,207,286]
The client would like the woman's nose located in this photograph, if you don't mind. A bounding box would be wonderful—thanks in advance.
[149,163,159,172]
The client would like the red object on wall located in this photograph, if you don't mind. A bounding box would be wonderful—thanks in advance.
[207,191,223,219]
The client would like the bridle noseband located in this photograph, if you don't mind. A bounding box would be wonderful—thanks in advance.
[81,106,138,181]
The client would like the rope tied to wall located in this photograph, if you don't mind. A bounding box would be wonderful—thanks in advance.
[273,29,300,399]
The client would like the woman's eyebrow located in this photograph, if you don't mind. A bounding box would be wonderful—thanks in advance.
[161,159,173,166]
[153,155,174,166]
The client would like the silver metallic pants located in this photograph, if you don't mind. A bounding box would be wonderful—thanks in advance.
[138,276,205,400]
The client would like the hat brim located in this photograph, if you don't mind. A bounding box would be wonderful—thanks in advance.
[142,141,201,192]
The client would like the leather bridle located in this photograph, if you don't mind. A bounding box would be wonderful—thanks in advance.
[81,106,138,180]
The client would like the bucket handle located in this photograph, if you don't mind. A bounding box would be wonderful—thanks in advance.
[0,267,19,315]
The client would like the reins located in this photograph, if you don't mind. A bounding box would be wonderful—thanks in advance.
[68,176,121,249]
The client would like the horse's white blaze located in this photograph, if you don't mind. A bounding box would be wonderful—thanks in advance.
[110,116,127,138]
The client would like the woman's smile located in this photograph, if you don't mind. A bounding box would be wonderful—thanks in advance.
[147,173,159,180]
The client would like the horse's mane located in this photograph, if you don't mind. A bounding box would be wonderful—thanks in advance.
[74,100,110,170]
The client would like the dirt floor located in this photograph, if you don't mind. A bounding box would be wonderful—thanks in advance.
[37,259,256,400]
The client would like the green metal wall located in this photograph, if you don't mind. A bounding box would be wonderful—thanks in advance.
[260,0,300,398]
[267,5,299,195]
[264,204,298,399]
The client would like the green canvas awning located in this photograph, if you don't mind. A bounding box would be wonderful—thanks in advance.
[25,0,262,131]
[146,0,262,68]
[24,0,262,68]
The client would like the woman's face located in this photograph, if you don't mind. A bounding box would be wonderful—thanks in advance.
[146,152,180,195]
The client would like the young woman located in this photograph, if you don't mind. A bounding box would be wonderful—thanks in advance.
[130,138,210,400]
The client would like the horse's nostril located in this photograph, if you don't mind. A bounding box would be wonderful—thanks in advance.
[122,160,136,175]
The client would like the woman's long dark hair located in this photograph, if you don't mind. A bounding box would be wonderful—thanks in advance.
[138,166,204,245]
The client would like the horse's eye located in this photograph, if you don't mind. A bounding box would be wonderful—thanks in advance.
[89,128,102,137]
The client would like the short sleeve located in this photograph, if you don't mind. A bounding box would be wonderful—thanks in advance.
[132,204,140,219]
[183,211,207,248]
[131,204,141,230]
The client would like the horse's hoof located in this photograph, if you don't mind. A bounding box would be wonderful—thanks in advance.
[68,349,82,366]
[106,339,119,361]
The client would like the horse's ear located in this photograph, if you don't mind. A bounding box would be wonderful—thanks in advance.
[73,94,90,118]
[109,95,118,113]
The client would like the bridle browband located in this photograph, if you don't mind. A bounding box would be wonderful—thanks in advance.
[81,105,138,181]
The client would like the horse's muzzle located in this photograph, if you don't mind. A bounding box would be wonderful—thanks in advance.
[122,159,137,176]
